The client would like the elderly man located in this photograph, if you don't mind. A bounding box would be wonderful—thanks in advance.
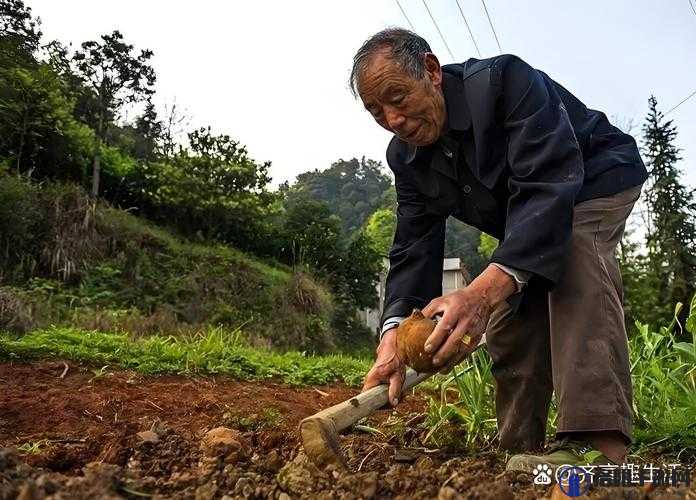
[354,28,647,472]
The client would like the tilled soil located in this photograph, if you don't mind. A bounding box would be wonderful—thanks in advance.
[0,361,694,499]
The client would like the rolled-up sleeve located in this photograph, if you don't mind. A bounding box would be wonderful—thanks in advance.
[490,56,584,288]
[380,169,446,326]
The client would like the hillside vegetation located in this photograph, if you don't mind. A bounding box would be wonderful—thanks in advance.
[0,177,340,351]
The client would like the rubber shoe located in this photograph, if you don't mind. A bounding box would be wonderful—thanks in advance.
[506,437,615,474]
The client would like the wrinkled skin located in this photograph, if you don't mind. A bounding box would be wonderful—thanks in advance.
[357,49,446,147]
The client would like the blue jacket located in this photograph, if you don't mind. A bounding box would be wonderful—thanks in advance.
[381,54,647,325]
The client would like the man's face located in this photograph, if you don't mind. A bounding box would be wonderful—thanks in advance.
[358,50,446,146]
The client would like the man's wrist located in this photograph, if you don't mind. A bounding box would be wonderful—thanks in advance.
[468,264,517,307]
[380,316,405,342]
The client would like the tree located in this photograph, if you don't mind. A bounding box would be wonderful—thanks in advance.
[364,208,396,256]
[141,127,276,248]
[286,157,392,235]
[71,30,156,196]
[0,0,41,68]
[642,96,696,318]
[618,228,667,328]
[0,63,93,179]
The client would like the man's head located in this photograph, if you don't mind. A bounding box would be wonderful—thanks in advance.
[350,28,446,147]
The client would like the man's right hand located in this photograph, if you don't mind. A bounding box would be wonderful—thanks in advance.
[361,328,405,407]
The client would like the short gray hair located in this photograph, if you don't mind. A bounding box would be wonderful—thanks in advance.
[349,28,432,97]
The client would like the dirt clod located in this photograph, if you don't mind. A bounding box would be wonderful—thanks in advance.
[136,430,160,443]
[200,426,245,462]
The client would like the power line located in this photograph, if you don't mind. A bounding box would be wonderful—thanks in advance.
[665,89,696,115]
[480,0,503,53]
[394,0,416,31]
[689,0,696,17]
[421,0,456,61]
[453,0,482,57]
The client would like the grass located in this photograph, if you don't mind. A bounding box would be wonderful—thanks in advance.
[423,294,696,454]
[0,326,372,387]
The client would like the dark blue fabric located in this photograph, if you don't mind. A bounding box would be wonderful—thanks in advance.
[380,54,647,325]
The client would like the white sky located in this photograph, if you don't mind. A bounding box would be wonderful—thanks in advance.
[29,0,696,189]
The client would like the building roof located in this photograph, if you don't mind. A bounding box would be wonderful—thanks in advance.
[443,258,462,271]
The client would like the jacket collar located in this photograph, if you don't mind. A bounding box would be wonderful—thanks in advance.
[403,69,472,165]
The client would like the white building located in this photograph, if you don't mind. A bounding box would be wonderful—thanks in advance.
[359,258,471,336]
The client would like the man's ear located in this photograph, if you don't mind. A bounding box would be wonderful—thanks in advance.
[423,53,442,88]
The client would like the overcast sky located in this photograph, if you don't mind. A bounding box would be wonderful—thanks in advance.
[29,0,696,189]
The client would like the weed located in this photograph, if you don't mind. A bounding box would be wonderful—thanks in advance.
[17,439,51,455]
[423,350,497,451]
[421,294,696,454]
[223,407,283,431]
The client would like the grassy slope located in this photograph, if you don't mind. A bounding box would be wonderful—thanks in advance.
[1,182,341,352]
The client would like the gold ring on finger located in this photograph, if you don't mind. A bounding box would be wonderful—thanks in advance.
[462,334,472,345]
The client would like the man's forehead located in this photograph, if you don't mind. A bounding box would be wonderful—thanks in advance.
[359,50,410,94]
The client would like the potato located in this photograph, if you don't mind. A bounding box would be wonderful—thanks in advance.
[395,308,438,373]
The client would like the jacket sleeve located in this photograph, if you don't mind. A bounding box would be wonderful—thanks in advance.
[380,166,446,326]
[489,56,584,288]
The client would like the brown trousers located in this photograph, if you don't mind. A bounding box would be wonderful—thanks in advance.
[486,185,642,451]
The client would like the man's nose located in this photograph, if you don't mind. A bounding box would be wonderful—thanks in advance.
[384,106,405,131]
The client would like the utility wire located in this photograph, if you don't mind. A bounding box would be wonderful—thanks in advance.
[394,0,416,31]
[689,0,696,17]
[454,0,482,57]
[421,0,456,60]
[665,88,696,115]
[480,0,503,53]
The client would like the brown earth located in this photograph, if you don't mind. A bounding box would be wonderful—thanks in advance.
[0,361,694,499]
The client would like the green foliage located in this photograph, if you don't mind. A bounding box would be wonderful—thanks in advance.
[629,298,696,449]
[285,157,392,235]
[423,295,696,452]
[0,0,41,68]
[0,178,340,350]
[364,208,396,256]
[0,63,94,180]
[70,30,156,195]
[279,193,381,338]
[424,350,497,450]
[619,232,671,328]
[0,326,372,387]
[280,194,343,269]
[641,96,696,324]
[0,175,42,278]
[0,177,99,282]
[134,127,277,250]
[477,233,498,260]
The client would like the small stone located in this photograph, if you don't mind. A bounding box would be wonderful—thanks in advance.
[136,430,160,444]
[234,477,254,497]
[264,450,283,473]
[195,482,218,500]
[200,427,245,459]
[414,455,434,469]
[393,447,420,463]
[276,453,321,495]
[438,486,463,500]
